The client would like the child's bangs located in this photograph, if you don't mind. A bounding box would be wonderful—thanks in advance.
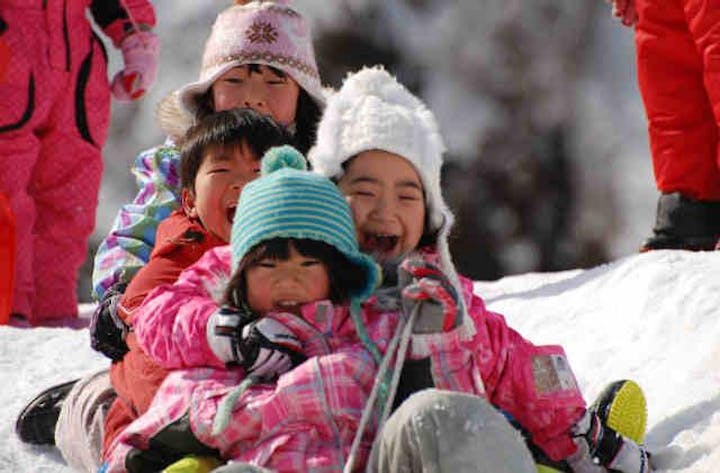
[246,63,287,78]
[243,238,337,264]
[244,238,294,265]
[237,237,367,304]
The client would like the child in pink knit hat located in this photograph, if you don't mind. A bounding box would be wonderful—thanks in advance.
[91,0,327,358]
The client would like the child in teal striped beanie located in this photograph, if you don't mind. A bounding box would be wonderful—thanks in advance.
[206,144,380,380]
[102,144,383,473]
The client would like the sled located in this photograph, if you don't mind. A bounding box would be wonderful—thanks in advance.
[0,191,15,324]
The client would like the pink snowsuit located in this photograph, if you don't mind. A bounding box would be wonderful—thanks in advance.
[0,0,155,322]
[102,246,587,472]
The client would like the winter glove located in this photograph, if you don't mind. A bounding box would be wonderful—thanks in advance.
[570,410,652,473]
[111,30,159,101]
[605,0,637,27]
[207,305,306,381]
[398,258,463,333]
[89,282,129,361]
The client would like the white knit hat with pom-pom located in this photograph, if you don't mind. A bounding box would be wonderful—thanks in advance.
[308,67,457,279]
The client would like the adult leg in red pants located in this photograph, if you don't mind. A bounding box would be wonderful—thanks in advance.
[635,0,720,250]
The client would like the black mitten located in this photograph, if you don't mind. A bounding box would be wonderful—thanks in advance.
[89,282,129,361]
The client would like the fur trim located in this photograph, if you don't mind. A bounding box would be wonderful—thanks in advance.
[154,91,194,142]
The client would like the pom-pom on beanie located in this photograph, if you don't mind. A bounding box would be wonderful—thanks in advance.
[231,145,380,302]
[178,1,325,116]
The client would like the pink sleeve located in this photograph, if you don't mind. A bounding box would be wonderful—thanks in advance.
[481,307,586,461]
[416,288,585,462]
[134,247,232,369]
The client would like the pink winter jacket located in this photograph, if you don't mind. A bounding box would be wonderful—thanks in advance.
[103,246,586,472]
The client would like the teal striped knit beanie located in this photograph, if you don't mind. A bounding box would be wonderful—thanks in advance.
[231,145,380,302]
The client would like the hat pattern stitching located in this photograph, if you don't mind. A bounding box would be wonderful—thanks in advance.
[246,21,278,44]
[207,52,319,80]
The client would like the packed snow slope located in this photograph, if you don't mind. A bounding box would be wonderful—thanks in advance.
[1,250,718,472]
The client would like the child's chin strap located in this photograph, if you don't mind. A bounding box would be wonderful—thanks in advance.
[343,303,420,473]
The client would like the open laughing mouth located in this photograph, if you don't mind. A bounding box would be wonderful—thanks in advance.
[363,233,400,255]
[226,205,237,224]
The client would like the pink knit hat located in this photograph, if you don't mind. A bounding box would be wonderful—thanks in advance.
[178,0,324,116]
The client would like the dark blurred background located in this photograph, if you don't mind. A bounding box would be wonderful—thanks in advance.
[80,0,655,301]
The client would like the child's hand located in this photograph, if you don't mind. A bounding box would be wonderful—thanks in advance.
[398,258,463,333]
[208,306,305,380]
[89,282,129,361]
[111,30,159,101]
[606,0,638,27]
[240,317,306,380]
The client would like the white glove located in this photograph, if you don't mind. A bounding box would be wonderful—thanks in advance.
[207,306,305,381]
[240,318,305,379]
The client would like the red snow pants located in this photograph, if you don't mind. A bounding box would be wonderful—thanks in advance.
[0,1,110,322]
[635,0,720,200]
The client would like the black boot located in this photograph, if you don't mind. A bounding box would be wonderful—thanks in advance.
[15,379,79,445]
[641,192,720,251]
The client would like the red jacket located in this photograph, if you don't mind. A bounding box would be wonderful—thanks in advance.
[103,210,225,455]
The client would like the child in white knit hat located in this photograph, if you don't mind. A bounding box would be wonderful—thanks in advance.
[307,66,652,473]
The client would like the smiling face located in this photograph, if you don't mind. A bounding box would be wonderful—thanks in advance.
[182,141,260,242]
[211,65,301,126]
[245,242,331,315]
[337,150,426,262]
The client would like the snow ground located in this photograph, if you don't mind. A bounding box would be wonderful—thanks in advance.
[2,250,719,472]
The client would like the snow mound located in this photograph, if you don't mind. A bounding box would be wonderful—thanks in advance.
[477,250,720,471]
[2,250,718,472]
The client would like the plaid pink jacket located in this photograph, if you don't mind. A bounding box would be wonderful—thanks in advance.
[103,246,586,472]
